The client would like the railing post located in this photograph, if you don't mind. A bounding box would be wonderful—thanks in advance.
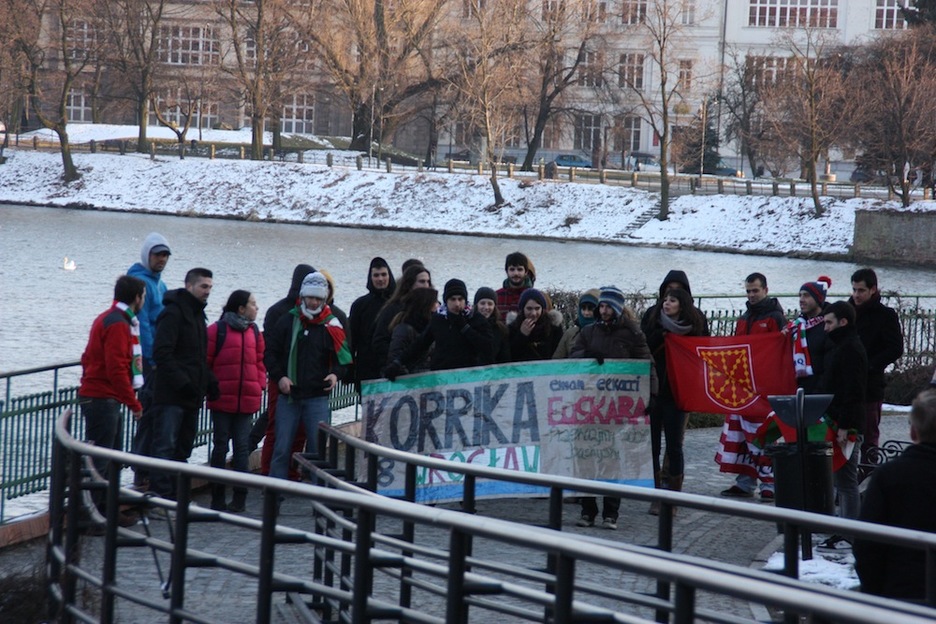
[100,461,123,624]
[717,179,724,194]
[169,475,192,624]
[47,416,68,620]
[746,180,753,195]
[63,447,83,623]
[462,474,476,514]
[772,181,780,196]
[385,157,392,173]
[927,545,936,606]
[552,554,576,624]
[673,582,696,624]
[256,488,279,624]
[445,529,471,624]
[655,503,675,622]
[351,507,375,624]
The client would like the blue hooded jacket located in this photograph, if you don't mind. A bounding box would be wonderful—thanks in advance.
[127,232,170,366]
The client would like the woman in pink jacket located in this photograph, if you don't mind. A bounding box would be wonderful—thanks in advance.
[207,290,265,512]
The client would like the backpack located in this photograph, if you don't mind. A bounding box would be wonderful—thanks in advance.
[214,320,260,357]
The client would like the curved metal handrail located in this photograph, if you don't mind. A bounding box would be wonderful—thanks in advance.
[50,409,936,624]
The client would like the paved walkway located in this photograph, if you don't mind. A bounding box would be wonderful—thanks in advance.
[0,414,912,623]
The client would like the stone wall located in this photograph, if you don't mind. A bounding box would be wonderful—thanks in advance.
[853,210,936,266]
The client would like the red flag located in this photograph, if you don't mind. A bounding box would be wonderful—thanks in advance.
[665,333,796,416]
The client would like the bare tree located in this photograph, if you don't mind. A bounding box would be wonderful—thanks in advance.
[760,28,851,216]
[843,28,936,207]
[719,47,768,178]
[447,0,531,206]
[216,0,302,160]
[616,0,707,219]
[99,0,167,152]
[0,1,27,151]
[2,0,103,181]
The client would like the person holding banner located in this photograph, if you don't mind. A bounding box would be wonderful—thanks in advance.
[473,287,510,364]
[571,286,657,530]
[553,289,600,359]
[383,288,439,376]
[508,289,563,362]
[643,287,708,514]
[371,264,434,371]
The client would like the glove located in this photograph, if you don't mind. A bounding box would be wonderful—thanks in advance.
[383,361,406,382]
[586,351,605,365]
[207,379,221,402]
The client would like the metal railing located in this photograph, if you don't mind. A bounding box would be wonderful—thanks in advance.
[0,361,358,524]
[50,409,936,624]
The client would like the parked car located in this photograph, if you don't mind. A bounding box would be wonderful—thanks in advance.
[445,149,472,162]
[553,154,593,168]
[630,151,662,172]
[850,167,888,185]
[679,158,743,177]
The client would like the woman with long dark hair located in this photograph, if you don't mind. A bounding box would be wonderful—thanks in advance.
[206,289,265,512]
[644,287,708,513]
[383,288,439,376]
[507,289,562,361]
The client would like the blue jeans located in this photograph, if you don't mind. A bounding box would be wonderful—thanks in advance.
[211,411,252,493]
[81,397,124,511]
[270,395,330,480]
[149,404,199,498]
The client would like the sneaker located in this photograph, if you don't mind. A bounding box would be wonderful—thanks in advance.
[576,516,595,527]
[118,510,140,527]
[759,490,775,501]
[720,485,754,498]
[602,517,618,531]
[817,535,852,553]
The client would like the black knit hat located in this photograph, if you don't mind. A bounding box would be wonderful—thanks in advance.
[443,278,468,302]
[474,286,496,306]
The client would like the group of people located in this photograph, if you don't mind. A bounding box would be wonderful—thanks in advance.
[76,235,936,601]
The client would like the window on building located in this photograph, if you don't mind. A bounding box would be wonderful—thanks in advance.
[577,51,604,87]
[613,115,642,153]
[158,25,220,66]
[542,0,565,21]
[748,0,838,28]
[747,55,793,87]
[574,114,602,151]
[677,59,693,91]
[66,20,95,62]
[583,0,607,22]
[681,0,696,25]
[282,94,315,134]
[196,100,219,129]
[618,52,644,90]
[245,29,257,67]
[541,120,560,150]
[622,0,647,25]
[66,88,92,123]
[875,0,907,29]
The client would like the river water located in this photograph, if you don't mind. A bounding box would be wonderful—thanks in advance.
[1,203,932,378]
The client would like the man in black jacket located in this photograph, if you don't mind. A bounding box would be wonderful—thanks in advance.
[816,301,868,552]
[349,257,395,389]
[149,267,216,499]
[854,389,936,600]
[849,268,903,456]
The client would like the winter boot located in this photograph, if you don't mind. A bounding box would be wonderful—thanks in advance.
[648,470,663,516]
[210,484,227,511]
[228,488,247,513]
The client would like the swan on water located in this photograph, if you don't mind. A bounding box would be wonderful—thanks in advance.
[63,257,76,271]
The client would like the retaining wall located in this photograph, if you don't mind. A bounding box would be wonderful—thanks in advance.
[853,209,936,266]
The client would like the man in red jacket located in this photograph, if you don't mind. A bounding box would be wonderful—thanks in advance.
[78,275,147,526]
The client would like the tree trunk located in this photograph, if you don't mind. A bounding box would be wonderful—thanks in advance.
[251,116,264,160]
[521,105,550,171]
[807,160,823,217]
[56,127,79,183]
[490,162,505,206]
[136,96,149,153]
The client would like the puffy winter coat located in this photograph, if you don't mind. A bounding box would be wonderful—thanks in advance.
[571,314,659,396]
[153,288,213,410]
[206,320,266,414]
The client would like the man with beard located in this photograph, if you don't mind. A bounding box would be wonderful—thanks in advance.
[787,276,832,394]
[849,268,903,456]
[495,251,535,321]
[349,257,396,389]
[719,272,786,501]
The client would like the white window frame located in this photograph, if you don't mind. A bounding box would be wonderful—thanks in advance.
[748,0,838,29]
[66,88,92,123]
[622,0,647,25]
[618,52,644,90]
[574,113,602,151]
[875,0,907,30]
[282,94,315,134]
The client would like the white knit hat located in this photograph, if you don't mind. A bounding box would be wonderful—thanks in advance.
[300,272,329,299]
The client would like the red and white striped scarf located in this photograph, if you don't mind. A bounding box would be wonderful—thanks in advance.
[115,302,144,389]
[787,315,825,378]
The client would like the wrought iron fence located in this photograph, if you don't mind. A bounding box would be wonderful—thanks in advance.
[47,410,936,624]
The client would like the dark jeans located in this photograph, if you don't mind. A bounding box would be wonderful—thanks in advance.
[862,401,882,456]
[131,362,156,479]
[210,411,252,494]
[580,497,620,521]
[651,394,688,476]
[81,397,123,512]
[149,404,198,499]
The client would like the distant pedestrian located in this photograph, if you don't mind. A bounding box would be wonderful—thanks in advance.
[128,232,171,488]
[207,290,266,512]
[264,272,351,480]
[149,268,217,500]
[78,275,146,526]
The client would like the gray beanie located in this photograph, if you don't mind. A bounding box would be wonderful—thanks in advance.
[300,271,329,299]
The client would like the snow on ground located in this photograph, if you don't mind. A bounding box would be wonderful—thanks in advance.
[762,549,860,591]
[1,126,923,256]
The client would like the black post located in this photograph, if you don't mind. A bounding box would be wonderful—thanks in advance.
[351,508,375,624]
[445,529,470,624]
[552,554,575,623]
[101,461,123,623]
[256,488,279,624]
[168,476,192,624]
